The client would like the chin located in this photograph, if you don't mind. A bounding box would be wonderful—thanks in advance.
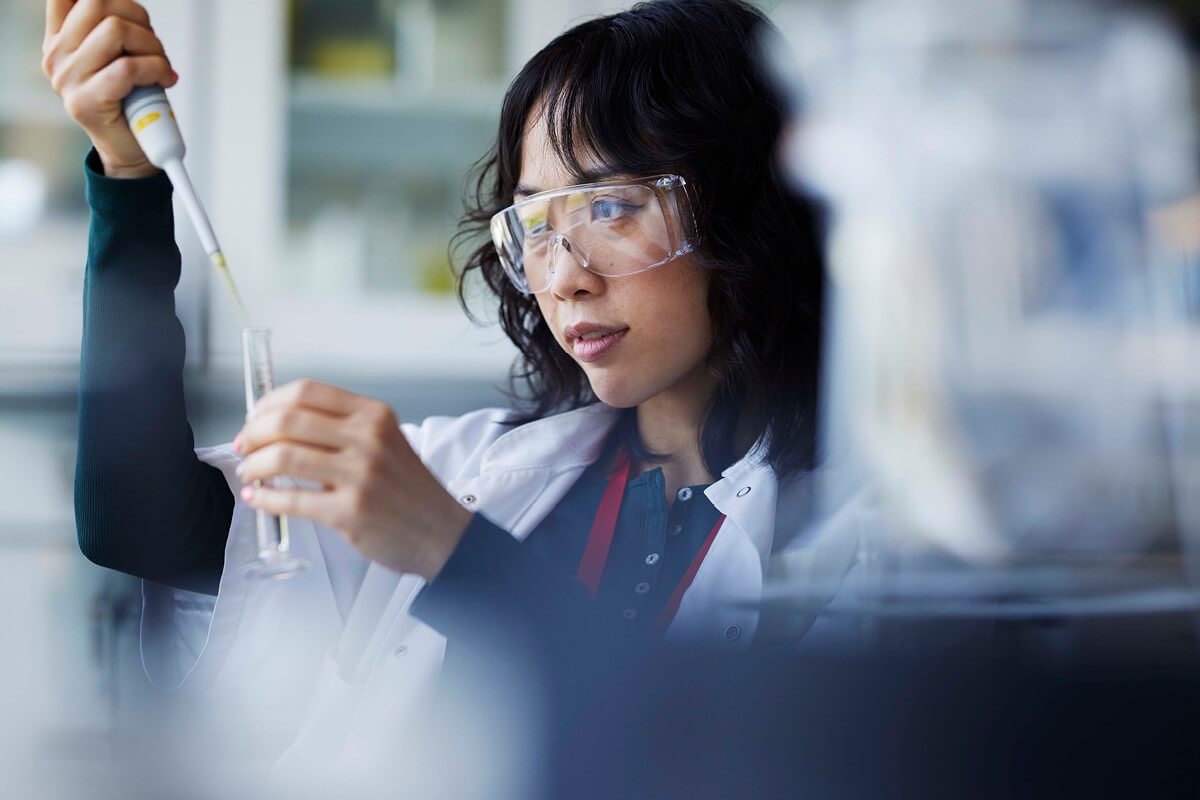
[586,375,648,409]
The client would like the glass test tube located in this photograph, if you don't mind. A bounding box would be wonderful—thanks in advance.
[241,327,310,579]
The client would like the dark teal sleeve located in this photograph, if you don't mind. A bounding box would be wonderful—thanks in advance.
[74,148,231,595]
[409,511,655,719]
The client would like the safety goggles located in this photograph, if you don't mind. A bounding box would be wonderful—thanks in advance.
[489,174,699,295]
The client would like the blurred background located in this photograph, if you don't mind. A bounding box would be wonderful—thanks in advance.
[0,0,1198,795]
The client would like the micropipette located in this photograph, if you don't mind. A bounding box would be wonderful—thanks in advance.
[121,86,251,325]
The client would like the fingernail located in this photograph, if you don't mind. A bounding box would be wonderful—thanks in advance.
[235,463,245,478]
[241,485,254,501]
[232,434,242,452]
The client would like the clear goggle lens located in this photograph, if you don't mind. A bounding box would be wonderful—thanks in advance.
[490,176,695,294]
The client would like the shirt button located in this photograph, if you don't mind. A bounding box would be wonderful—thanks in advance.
[645,553,660,566]
[668,524,683,537]
[393,644,409,657]
[676,487,693,502]
[459,494,476,505]
[736,486,751,497]
[634,582,651,594]
[622,608,638,620]
[725,625,741,641]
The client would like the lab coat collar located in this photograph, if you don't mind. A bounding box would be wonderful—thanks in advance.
[705,438,779,570]
[480,402,622,475]
[480,401,781,566]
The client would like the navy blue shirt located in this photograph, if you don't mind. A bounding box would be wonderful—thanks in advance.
[522,425,721,626]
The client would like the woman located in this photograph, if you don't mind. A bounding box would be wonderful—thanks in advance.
[48,0,837,782]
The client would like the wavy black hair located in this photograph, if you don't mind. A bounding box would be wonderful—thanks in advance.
[451,0,825,482]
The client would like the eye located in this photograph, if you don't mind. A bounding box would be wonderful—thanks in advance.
[591,197,640,222]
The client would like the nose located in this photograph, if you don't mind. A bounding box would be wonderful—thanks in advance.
[547,233,602,298]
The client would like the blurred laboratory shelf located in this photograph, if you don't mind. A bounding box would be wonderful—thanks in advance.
[290,75,509,115]
[288,78,502,175]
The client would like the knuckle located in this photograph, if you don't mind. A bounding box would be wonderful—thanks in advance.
[276,407,300,435]
[110,57,136,81]
[361,456,384,483]
[367,403,396,435]
[271,446,292,474]
[61,92,84,119]
[378,403,398,428]
[99,14,126,39]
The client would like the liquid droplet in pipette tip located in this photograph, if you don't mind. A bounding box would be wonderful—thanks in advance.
[209,250,252,326]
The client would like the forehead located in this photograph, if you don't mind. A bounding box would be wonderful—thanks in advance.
[517,104,616,196]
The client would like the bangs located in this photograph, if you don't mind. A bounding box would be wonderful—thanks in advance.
[498,18,684,188]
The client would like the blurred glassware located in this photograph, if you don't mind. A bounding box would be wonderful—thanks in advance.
[765,0,1200,619]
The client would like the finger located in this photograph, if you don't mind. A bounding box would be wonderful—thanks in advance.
[45,0,77,41]
[252,379,364,419]
[236,442,355,489]
[238,405,350,455]
[83,54,175,105]
[57,0,151,54]
[241,483,338,528]
[59,16,166,87]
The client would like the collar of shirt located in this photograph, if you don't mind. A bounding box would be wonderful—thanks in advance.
[478,402,784,571]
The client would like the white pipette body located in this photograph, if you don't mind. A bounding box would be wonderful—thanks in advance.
[121,86,249,323]
[121,86,221,255]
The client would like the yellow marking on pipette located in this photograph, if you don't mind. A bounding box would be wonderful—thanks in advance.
[209,251,252,326]
[134,112,161,133]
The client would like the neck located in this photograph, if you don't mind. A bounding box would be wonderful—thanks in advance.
[632,369,718,486]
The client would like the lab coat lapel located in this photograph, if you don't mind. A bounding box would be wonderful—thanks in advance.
[667,446,780,639]
[466,402,622,541]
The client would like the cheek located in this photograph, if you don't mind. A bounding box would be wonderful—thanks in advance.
[532,295,558,338]
[637,265,712,346]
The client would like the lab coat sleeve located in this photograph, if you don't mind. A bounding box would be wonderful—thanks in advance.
[138,420,429,718]
[137,444,336,721]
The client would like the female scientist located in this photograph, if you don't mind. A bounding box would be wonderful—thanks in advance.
[46,0,849,781]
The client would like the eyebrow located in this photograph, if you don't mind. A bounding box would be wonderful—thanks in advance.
[514,167,633,198]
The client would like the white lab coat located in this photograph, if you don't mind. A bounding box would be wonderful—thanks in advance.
[137,401,864,791]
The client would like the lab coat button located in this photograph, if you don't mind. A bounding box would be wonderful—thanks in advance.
[459,494,476,505]
[622,608,638,620]
[645,553,660,565]
[676,487,693,502]
[635,582,651,594]
[668,524,683,537]
[393,645,408,657]
[736,486,751,497]
[725,625,742,641]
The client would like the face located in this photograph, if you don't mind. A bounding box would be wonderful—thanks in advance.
[517,108,717,409]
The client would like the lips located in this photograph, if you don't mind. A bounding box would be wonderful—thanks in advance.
[571,328,628,362]
[564,322,630,363]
